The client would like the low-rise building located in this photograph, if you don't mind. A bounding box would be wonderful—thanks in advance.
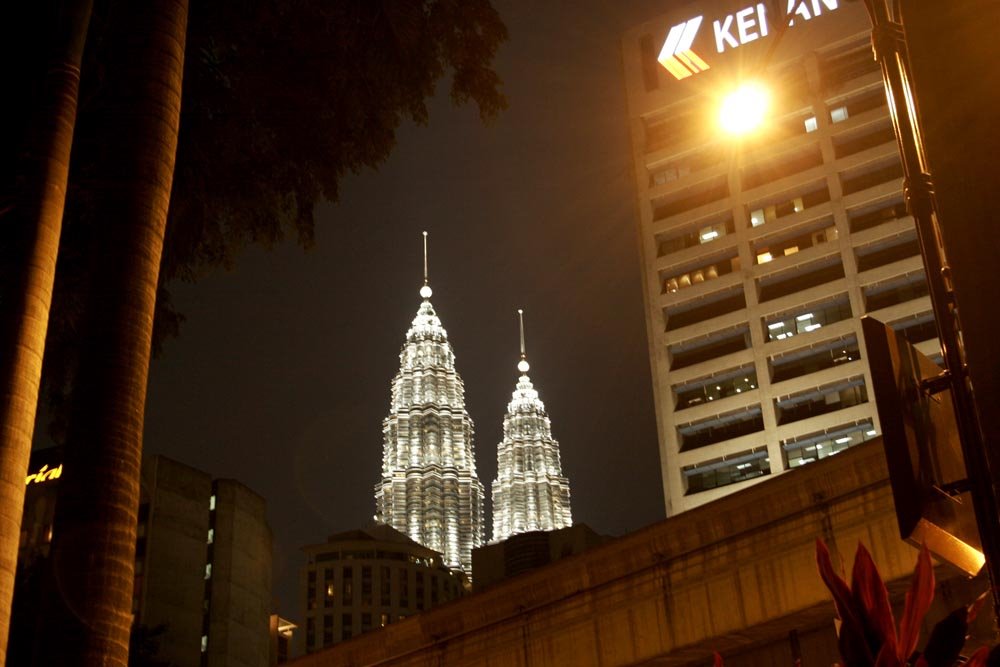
[299,525,466,654]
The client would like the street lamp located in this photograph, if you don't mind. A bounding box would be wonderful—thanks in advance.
[861,0,1000,620]
[718,82,770,136]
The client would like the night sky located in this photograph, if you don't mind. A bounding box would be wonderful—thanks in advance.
[138,1,669,617]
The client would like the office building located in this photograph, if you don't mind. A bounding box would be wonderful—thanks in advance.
[12,450,273,667]
[299,525,465,654]
[491,311,572,543]
[621,0,936,514]
[374,237,486,574]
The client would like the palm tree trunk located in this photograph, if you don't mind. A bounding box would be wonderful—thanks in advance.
[0,0,92,661]
[41,1,188,665]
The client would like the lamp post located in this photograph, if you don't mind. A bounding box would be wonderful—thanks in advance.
[861,0,1000,619]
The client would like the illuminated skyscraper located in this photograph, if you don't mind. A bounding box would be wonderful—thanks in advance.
[491,311,572,543]
[374,233,485,574]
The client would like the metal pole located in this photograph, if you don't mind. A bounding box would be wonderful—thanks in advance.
[864,0,1000,620]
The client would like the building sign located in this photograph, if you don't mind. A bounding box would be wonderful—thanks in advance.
[658,0,840,80]
[25,463,62,485]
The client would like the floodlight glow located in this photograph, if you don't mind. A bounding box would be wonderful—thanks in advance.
[719,82,769,135]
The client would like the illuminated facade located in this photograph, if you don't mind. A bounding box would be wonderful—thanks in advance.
[491,312,572,542]
[374,239,485,574]
[299,525,465,654]
[622,1,937,514]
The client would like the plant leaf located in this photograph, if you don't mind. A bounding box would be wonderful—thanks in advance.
[921,605,968,667]
[964,646,990,667]
[874,642,902,667]
[852,543,897,656]
[968,590,989,624]
[898,544,935,660]
[817,539,874,666]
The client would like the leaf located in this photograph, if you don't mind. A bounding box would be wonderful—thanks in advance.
[874,642,902,667]
[921,605,968,667]
[965,646,990,667]
[817,539,874,666]
[898,544,936,660]
[968,590,989,624]
[851,543,897,656]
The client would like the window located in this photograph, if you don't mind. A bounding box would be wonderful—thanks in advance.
[204,563,212,580]
[683,447,770,494]
[361,566,372,605]
[380,612,390,627]
[775,377,869,425]
[400,571,410,608]
[342,566,353,605]
[750,208,766,227]
[341,614,353,641]
[380,566,391,606]
[770,337,861,383]
[209,495,216,511]
[804,115,818,133]
[784,421,877,468]
[206,528,214,544]
[201,635,208,653]
[361,613,372,632]
[675,367,757,410]
[323,615,333,646]
[678,405,764,451]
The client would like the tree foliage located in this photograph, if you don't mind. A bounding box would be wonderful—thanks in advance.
[4,0,507,439]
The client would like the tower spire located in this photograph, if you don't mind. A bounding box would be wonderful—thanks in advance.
[517,309,530,374]
[419,231,432,299]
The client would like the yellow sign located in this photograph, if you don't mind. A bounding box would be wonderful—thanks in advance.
[25,464,62,485]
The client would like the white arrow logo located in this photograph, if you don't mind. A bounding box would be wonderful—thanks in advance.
[658,16,711,80]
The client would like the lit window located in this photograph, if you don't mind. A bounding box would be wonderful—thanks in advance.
[830,106,849,123]
[205,563,212,580]
[207,528,214,544]
[804,116,818,133]
[750,208,766,227]
[757,252,773,264]
[201,636,208,652]
[792,197,804,213]
[209,495,216,511]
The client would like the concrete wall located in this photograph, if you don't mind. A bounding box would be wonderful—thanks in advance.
[141,456,214,667]
[287,441,990,667]
[208,479,273,667]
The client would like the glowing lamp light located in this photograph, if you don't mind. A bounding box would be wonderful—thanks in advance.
[719,82,770,136]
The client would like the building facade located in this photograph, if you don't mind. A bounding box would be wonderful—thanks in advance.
[299,525,466,654]
[12,451,273,667]
[374,256,485,574]
[491,312,572,543]
[622,0,937,514]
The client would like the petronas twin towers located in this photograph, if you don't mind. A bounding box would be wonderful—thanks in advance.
[374,233,572,575]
